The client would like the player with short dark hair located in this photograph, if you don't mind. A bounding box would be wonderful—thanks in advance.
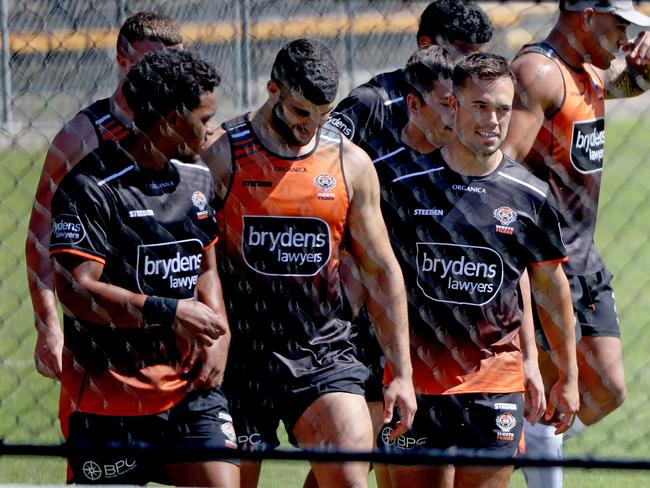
[26,10,183,383]
[503,2,650,486]
[203,38,416,488]
[328,0,493,162]
[49,48,238,487]
[379,53,579,488]
[417,0,493,58]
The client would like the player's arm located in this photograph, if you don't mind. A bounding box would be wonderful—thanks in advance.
[342,137,416,435]
[25,114,98,379]
[528,262,579,434]
[519,269,546,424]
[202,127,234,200]
[502,54,563,165]
[600,31,650,99]
[184,244,232,390]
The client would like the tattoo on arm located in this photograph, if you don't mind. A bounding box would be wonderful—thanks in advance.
[607,65,649,99]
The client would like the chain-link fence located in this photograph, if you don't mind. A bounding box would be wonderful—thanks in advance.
[2,0,650,484]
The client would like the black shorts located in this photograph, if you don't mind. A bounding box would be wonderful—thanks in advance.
[535,267,619,350]
[225,362,368,450]
[351,306,385,403]
[378,392,524,455]
[67,388,238,485]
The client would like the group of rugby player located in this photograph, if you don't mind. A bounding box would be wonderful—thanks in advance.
[25,1,650,487]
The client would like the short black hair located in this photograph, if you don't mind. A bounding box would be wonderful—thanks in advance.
[417,0,494,45]
[117,11,183,57]
[271,38,339,105]
[404,46,454,101]
[122,49,220,132]
[452,52,515,94]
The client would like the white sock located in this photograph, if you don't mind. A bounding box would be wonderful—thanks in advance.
[522,420,564,488]
[564,417,586,441]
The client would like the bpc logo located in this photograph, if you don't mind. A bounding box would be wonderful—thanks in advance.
[380,426,427,450]
[82,460,103,481]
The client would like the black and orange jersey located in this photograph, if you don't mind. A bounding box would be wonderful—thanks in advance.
[49,141,219,416]
[218,115,358,380]
[328,69,410,161]
[516,43,605,276]
[79,98,132,145]
[383,149,567,395]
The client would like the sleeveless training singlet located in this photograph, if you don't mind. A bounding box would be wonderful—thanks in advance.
[517,43,606,276]
[218,115,357,380]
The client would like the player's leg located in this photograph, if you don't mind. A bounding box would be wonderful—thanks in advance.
[163,388,240,487]
[453,466,514,488]
[574,270,626,424]
[293,391,373,488]
[165,461,239,487]
[381,394,446,487]
[369,399,393,488]
[453,393,523,488]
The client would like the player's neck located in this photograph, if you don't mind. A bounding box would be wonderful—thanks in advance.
[126,134,170,172]
[401,122,436,154]
[442,140,502,177]
[110,80,134,126]
[545,28,587,72]
[249,104,318,158]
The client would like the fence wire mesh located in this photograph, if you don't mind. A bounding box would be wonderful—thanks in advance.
[1,0,650,484]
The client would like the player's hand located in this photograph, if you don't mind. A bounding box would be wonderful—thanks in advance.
[383,375,417,439]
[623,31,650,76]
[183,336,229,391]
[544,377,579,435]
[523,355,546,424]
[34,319,63,380]
[174,300,227,346]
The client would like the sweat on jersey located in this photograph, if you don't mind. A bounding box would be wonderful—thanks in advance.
[517,43,606,276]
[328,69,410,161]
[217,115,361,382]
[382,149,568,395]
[49,142,219,417]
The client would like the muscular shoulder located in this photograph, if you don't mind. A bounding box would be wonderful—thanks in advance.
[511,52,564,114]
[341,136,377,203]
[201,126,233,199]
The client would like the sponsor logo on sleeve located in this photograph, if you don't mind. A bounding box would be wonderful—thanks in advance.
[191,190,209,220]
[242,215,331,276]
[570,118,604,173]
[493,206,517,235]
[136,238,204,298]
[314,173,337,201]
[52,214,86,245]
[416,242,504,306]
[327,112,355,138]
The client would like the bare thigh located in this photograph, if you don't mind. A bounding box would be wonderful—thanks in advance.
[165,460,239,488]
[293,392,373,488]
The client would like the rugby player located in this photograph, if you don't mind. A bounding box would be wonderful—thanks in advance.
[203,38,416,488]
[379,53,579,488]
[26,11,183,381]
[328,0,493,161]
[49,49,238,486]
[503,1,650,485]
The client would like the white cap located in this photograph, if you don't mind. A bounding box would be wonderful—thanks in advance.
[561,0,650,27]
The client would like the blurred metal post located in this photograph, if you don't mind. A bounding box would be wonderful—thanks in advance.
[0,0,12,132]
[116,0,127,27]
[239,0,252,109]
[344,0,356,93]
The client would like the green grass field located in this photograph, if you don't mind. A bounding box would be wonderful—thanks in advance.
[2,112,650,486]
